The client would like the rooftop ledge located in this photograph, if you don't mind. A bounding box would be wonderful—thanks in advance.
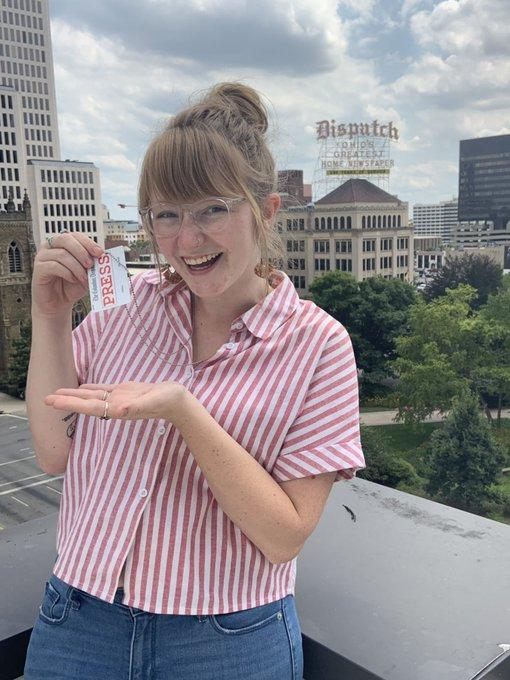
[1,479,510,680]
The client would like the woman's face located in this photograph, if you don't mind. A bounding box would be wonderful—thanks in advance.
[152,195,277,301]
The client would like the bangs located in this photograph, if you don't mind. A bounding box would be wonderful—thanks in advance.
[139,126,250,208]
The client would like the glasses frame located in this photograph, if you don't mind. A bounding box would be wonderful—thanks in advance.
[138,196,246,238]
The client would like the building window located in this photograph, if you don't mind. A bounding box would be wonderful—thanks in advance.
[335,258,352,272]
[362,215,366,229]
[362,239,376,252]
[314,258,331,271]
[380,256,393,269]
[291,275,306,289]
[314,239,330,254]
[346,216,352,229]
[335,240,352,253]
[8,240,22,272]
[362,257,376,272]
[288,258,305,270]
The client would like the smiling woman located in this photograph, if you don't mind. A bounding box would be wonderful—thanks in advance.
[25,81,365,680]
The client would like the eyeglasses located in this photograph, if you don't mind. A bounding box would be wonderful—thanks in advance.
[139,197,246,238]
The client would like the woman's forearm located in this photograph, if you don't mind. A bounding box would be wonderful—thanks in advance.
[169,389,306,564]
[26,308,78,475]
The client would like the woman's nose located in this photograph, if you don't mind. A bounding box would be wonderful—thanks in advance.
[176,211,204,245]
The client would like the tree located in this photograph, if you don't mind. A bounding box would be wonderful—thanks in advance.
[357,425,420,489]
[309,272,416,383]
[424,252,503,309]
[426,391,506,514]
[7,319,32,397]
[394,284,510,426]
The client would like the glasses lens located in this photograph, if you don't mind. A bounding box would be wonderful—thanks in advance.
[195,199,230,232]
[149,199,232,237]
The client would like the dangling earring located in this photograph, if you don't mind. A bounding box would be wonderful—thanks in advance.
[254,261,276,278]
[163,264,183,284]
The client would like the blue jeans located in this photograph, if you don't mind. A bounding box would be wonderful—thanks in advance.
[24,572,304,679]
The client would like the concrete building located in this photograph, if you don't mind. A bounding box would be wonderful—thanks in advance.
[412,198,457,243]
[0,0,104,247]
[0,85,26,210]
[413,236,445,290]
[277,178,413,293]
[0,0,61,163]
[26,159,102,249]
[104,219,141,245]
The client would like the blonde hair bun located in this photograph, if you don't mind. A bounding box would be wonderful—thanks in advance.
[175,81,268,136]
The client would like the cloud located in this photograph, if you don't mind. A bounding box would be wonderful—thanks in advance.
[50,0,348,77]
[47,0,509,217]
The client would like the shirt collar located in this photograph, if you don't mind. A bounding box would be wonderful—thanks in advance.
[141,268,300,340]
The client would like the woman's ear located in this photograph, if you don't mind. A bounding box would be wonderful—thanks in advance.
[262,193,281,221]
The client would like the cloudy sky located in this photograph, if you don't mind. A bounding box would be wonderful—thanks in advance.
[48,0,509,220]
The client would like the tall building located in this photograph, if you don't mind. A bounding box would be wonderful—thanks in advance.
[412,198,457,243]
[278,178,413,293]
[0,0,104,248]
[0,0,60,163]
[0,84,25,208]
[456,134,510,247]
[26,159,102,245]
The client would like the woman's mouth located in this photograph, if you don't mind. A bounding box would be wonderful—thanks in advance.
[182,252,223,275]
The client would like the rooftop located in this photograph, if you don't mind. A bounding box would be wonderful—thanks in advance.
[316,179,403,206]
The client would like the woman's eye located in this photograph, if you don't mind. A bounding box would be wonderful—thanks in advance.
[203,206,227,216]
[157,211,178,219]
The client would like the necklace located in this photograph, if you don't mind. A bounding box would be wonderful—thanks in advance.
[107,251,195,368]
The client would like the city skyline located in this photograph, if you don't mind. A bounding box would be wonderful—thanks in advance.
[47,0,508,221]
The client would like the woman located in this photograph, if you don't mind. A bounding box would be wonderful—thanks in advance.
[24,82,365,679]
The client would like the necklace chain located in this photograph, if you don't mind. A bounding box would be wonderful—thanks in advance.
[107,252,195,368]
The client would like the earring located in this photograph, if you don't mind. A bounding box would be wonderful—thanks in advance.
[163,264,183,284]
[254,260,276,279]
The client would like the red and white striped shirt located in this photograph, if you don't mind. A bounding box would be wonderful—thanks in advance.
[53,268,365,614]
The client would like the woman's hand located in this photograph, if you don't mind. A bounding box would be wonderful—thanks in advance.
[44,381,187,422]
[32,232,103,317]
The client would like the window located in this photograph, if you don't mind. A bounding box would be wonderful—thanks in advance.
[8,240,22,272]
[335,258,352,272]
[362,239,376,252]
[335,240,352,253]
[314,240,330,253]
[314,258,331,271]
[288,258,305,270]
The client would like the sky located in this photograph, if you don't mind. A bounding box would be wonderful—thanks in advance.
[48,0,510,221]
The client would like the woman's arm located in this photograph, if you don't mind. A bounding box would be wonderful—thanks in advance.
[170,389,336,565]
[26,308,79,475]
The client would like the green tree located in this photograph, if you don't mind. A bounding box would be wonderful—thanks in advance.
[424,252,503,309]
[394,284,510,426]
[309,272,416,384]
[7,319,32,397]
[357,425,420,489]
[426,391,506,514]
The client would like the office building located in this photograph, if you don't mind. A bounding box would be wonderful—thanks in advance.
[456,134,510,247]
[278,178,413,293]
[413,199,457,243]
[26,159,102,249]
[0,0,104,247]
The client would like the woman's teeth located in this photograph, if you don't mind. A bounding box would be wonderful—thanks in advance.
[183,252,222,265]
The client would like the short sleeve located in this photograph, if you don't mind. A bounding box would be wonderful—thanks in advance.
[72,309,109,385]
[272,324,366,484]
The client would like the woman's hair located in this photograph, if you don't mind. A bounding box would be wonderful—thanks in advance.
[138,81,285,290]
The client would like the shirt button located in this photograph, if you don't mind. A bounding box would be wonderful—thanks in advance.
[139,489,148,498]
[232,322,243,330]
[157,426,166,435]
[225,343,235,350]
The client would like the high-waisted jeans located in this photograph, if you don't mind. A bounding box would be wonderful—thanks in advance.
[24,571,304,680]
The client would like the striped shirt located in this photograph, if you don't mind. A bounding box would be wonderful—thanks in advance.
[53,268,365,615]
